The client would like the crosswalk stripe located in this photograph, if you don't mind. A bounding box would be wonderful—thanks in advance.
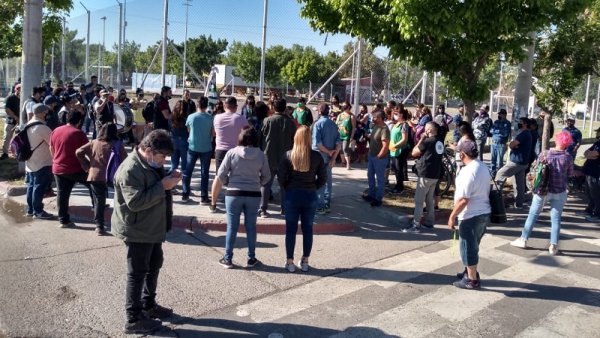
[516,305,600,338]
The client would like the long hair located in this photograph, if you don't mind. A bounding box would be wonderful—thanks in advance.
[97,123,119,142]
[290,125,311,172]
[171,100,186,128]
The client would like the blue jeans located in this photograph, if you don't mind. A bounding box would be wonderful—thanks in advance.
[490,141,506,176]
[284,189,318,259]
[170,136,189,174]
[459,213,489,266]
[26,166,52,216]
[182,150,212,198]
[317,155,333,209]
[367,154,389,202]
[521,191,567,245]
[224,195,261,260]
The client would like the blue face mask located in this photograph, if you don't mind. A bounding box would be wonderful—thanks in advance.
[148,154,162,169]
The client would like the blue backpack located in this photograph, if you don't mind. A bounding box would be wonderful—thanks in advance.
[105,140,123,184]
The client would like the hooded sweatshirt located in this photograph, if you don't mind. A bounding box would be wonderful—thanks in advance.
[216,145,271,196]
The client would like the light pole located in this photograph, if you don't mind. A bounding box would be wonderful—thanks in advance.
[61,17,66,81]
[100,16,106,81]
[80,2,90,81]
[182,0,192,90]
[116,0,123,90]
[161,0,169,87]
[258,0,268,101]
[496,52,506,115]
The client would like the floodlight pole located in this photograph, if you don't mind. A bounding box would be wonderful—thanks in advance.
[161,0,169,87]
[80,2,90,81]
[259,0,268,101]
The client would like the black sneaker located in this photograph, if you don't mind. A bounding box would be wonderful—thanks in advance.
[370,199,382,207]
[95,227,107,236]
[246,258,260,268]
[362,194,374,202]
[181,197,197,204]
[123,316,162,334]
[142,304,173,319]
[0,153,8,160]
[258,209,270,218]
[456,269,480,280]
[453,277,481,290]
[200,197,211,205]
[219,258,233,269]
[33,211,55,220]
[421,223,434,229]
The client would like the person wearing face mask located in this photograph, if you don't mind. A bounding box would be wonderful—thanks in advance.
[489,109,511,177]
[111,130,180,334]
[582,127,600,222]
[562,116,582,159]
[495,117,532,209]
[389,107,410,193]
[363,110,390,207]
[153,86,173,132]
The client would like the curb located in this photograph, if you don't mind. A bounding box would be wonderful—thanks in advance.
[0,181,26,197]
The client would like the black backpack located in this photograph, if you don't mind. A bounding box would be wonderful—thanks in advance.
[9,122,44,161]
[142,101,157,123]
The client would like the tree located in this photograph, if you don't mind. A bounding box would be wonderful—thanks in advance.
[225,41,261,83]
[265,45,294,86]
[281,46,323,87]
[298,0,590,121]
[184,35,228,75]
[0,0,72,59]
[339,42,384,80]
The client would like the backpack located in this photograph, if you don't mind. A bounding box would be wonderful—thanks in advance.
[9,122,44,161]
[527,151,550,195]
[142,101,157,122]
[105,140,123,184]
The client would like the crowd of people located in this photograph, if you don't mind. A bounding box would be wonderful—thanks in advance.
[3,76,600,334]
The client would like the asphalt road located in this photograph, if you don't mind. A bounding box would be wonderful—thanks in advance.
[1,183,600,338]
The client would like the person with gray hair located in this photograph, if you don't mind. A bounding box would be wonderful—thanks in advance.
[404,122,444,233]
[363,109,390,207]
[111,129,180,334]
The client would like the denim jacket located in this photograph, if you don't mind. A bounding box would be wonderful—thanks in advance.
[490,119,511,143]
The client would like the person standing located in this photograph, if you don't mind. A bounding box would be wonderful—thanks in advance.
[404,122,444,233]
[389,108,410,193]
[489,108,511,177]
[292,97,313,127]
[212,97,248,172]
[312,103,341,215]
[240,95,256,121]
[363,110,390,207]
[50,110,92,228]
[153,86,172,132]
[279,126,326,272]
[1,84,21,160]
[76,123,127,235]
[24,104,55,220]
[112,130,179,334]
[212,127,271,268]
[93,89,116,131]
[448,139,491,289]
[259,98,296,217]
[336,101,356,170]
[510,131,574,255]
[168,100,189,175]
[495,117,532,209]
[452,104,465,144]
[562,116,582,159]
[182,97,214,204]
[582,127,600,222]
[181,89,196,116]
[472,105,492,161]
[354,104,370,164]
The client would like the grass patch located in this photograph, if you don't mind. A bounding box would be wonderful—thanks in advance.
[381,180,455,213]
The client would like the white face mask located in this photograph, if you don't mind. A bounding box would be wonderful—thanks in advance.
[393,114,400,121]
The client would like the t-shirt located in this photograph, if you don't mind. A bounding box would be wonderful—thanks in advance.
[292,108,312,127]
[337,113,353,141]
[213,111,248,151]
[368,124,390,157]
[186,112,214,153]
[389,122,409,157]
[4,94,20,124]
[509,129,532,165]
[583,140,600,178]
[154,97,171,131]
[25,119,52,173]
[50,124,89,175]
[563,126,582,157]
[415,136,444,179]
[454,159,492,220]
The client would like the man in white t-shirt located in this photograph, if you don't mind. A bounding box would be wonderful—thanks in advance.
[448,139,491,290]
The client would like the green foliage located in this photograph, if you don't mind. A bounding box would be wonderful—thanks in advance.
[298,0,589,117]
[183,35,228,75]
[265,45,294,86]
[225,41,262,83]
[281,46,324,86]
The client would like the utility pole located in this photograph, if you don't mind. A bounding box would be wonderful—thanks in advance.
[353,39,362,115]
[432,72,438,109]
[61,17,66,81]
[20,0,43,130]
[116,0,123,89]
[258,0,268,101]
[50,42,55,80]
[182,0,192,90]
[100,16,106,81]
[420,71,427,104]
[161,0,169,87]
[80,2,90,81]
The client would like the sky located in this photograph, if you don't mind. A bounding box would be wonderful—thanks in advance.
[66,0,388,57]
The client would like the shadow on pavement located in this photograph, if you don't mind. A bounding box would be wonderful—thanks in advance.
[483,279,600,307]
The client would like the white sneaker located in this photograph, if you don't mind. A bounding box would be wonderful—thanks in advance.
[510,237,527,249]
[548,244,559,255]
[285,262,296,273]
[298,260,309,272]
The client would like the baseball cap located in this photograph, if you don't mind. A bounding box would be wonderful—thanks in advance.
[43,96,59,105]
[456,140,478,158]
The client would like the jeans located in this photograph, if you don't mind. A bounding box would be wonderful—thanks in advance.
[2,122,15,155]
[393,150,409,191]
[224,195,260,260]
[495,160,528,207]
[214,149,229,173]
[89,182,107,227]
[182,150,212,199]
[170,136,189,174]
[459,213,490,266]
[261,169,285,212]
[490,141,507,176]
[317,156,333,209]
[55,172,91,225]
[475,138,486,161]
[585,176,600,217]
[125,242,163,322]
[26,166,52,216]
[284,189,317,260]
[367,154,389,202]
[521,191,568,245]
[413,177,438,225]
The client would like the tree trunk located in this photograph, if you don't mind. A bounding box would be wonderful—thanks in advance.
[542,112,552,151]
[512,32,537,132]
[463,99,476,123]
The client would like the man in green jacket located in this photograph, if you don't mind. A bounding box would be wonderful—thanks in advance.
[111,130,181,334]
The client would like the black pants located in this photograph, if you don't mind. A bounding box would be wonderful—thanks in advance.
[393,150,409,191]
[586,175,600,216]
[55,172,91,225]
[89,182,107,227]
[214,149,229,174]
[125,242,164,322]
